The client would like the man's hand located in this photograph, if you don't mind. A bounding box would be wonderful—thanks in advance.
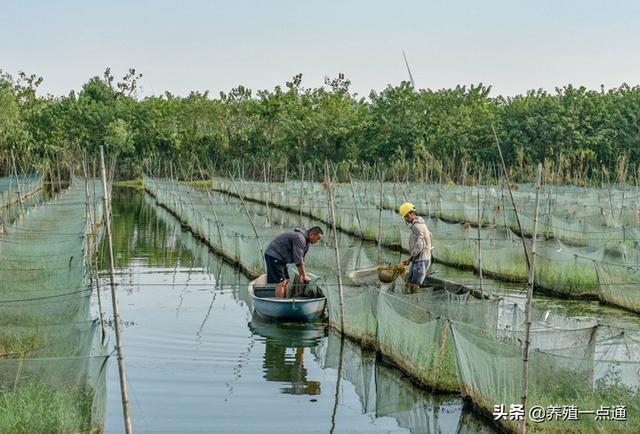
[401,258,411,266]
[297,264,310,284]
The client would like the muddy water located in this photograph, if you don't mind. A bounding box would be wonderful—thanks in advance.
[100,188,498,433]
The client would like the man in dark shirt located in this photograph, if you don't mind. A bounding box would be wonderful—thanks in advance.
[264,226,324,298]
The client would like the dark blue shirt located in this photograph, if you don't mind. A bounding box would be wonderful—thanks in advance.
[265,228,309,266]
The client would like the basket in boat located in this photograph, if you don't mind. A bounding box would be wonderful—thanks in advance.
[377,264,407,283]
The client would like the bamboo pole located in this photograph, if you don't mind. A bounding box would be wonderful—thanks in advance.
[197,164,225,250]
[100,147,133,434]
[348,174,364,238]
[399,175,409,202]
[377,170,384,263]
[325,161,345,334]
[392,174,398,206]
[491,124,531,271]
[329,336,346,434]
[55,154,62,193]
[267,163,274,220]
[519,163,542,434]
[499,171,511,240]
[284,163,288,189]
[83,159,107,345]
[636,167,639,205]
[299,163,305,227]
[92,159,99,234]
[362,172,369,198]
[476,171,484,297]
[11,151,25,218]
[262,162,271,225]
[229,174,265,267]
[13,352,25,392]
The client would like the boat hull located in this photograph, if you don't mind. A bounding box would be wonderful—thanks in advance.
[249,274,326,322]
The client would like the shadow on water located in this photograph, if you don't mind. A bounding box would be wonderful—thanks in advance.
[102,187,500,433]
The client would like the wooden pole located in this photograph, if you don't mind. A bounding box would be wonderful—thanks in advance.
[499,171,511,239]
[348,174,364,238]
[476,170,484,297]
[325,161,345,334]
[197,163,225,249]
[329,336,345,434]
[83,159,107,345]
[229,174,265,267]
[491,124,531,271]
[262,162,271,225]
[519,163,542,434]
[100,147,133,434]
[299,163,305,227]
[55,154,63,193]
[377,170,384,263]
[11,151,25,218]
[362,170,369,199]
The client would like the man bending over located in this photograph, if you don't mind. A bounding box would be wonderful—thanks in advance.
[264,226,324,298]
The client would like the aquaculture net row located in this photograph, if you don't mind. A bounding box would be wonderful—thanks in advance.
[323,276,639,434]
[145,178,401,279]
[0,175,43,229]
[209,178,640,312]
[0,178,109,433]
[147,177,639,433]
[0,175,42,208]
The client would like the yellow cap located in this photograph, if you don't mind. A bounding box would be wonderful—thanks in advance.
[399,202,415,218]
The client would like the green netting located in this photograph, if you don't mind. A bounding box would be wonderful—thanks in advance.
[0,176,42,210]
[481,237,528,282]
[0,292,91,326]
[204,177,640,310]
[0,320,99,358]
[596,264,640,313]
[0,349,110,433]
[315,333,499,434]
[324,283,379,346]
[148,177,640,433]
[315,334,377,413]
[428,221,476,268]
[451,320,640,433]
[377,293,458,391]
[0,179,108,432]
[534,240,600,297]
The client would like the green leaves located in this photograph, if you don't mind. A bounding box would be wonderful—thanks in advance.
[2,67,640,183]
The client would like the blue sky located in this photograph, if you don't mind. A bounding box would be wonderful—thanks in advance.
[1,0,639,98]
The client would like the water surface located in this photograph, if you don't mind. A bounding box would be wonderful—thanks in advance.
[100,188,497,433]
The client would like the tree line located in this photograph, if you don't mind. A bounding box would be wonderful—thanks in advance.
[1,68,639,184]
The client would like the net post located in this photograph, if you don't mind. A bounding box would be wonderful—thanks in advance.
[100,146,133,434]
[519,163,543,434]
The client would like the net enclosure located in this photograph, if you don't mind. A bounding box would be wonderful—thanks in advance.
[147,177,640,433]
[0,177,109,433]
[208,178,640,313]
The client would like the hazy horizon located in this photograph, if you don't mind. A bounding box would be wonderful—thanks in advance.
[2,0,639,99]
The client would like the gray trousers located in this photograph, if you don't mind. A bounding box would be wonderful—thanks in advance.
[407,260,430,285]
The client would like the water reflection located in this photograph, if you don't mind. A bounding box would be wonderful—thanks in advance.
[315,333,497,434]
[103,187,498,433]
[250,315,326,396]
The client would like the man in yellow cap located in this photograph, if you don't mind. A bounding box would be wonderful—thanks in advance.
[399,202,433,292]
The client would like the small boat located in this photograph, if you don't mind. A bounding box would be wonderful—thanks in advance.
[248,274,326,322]
[348,266,500,300]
